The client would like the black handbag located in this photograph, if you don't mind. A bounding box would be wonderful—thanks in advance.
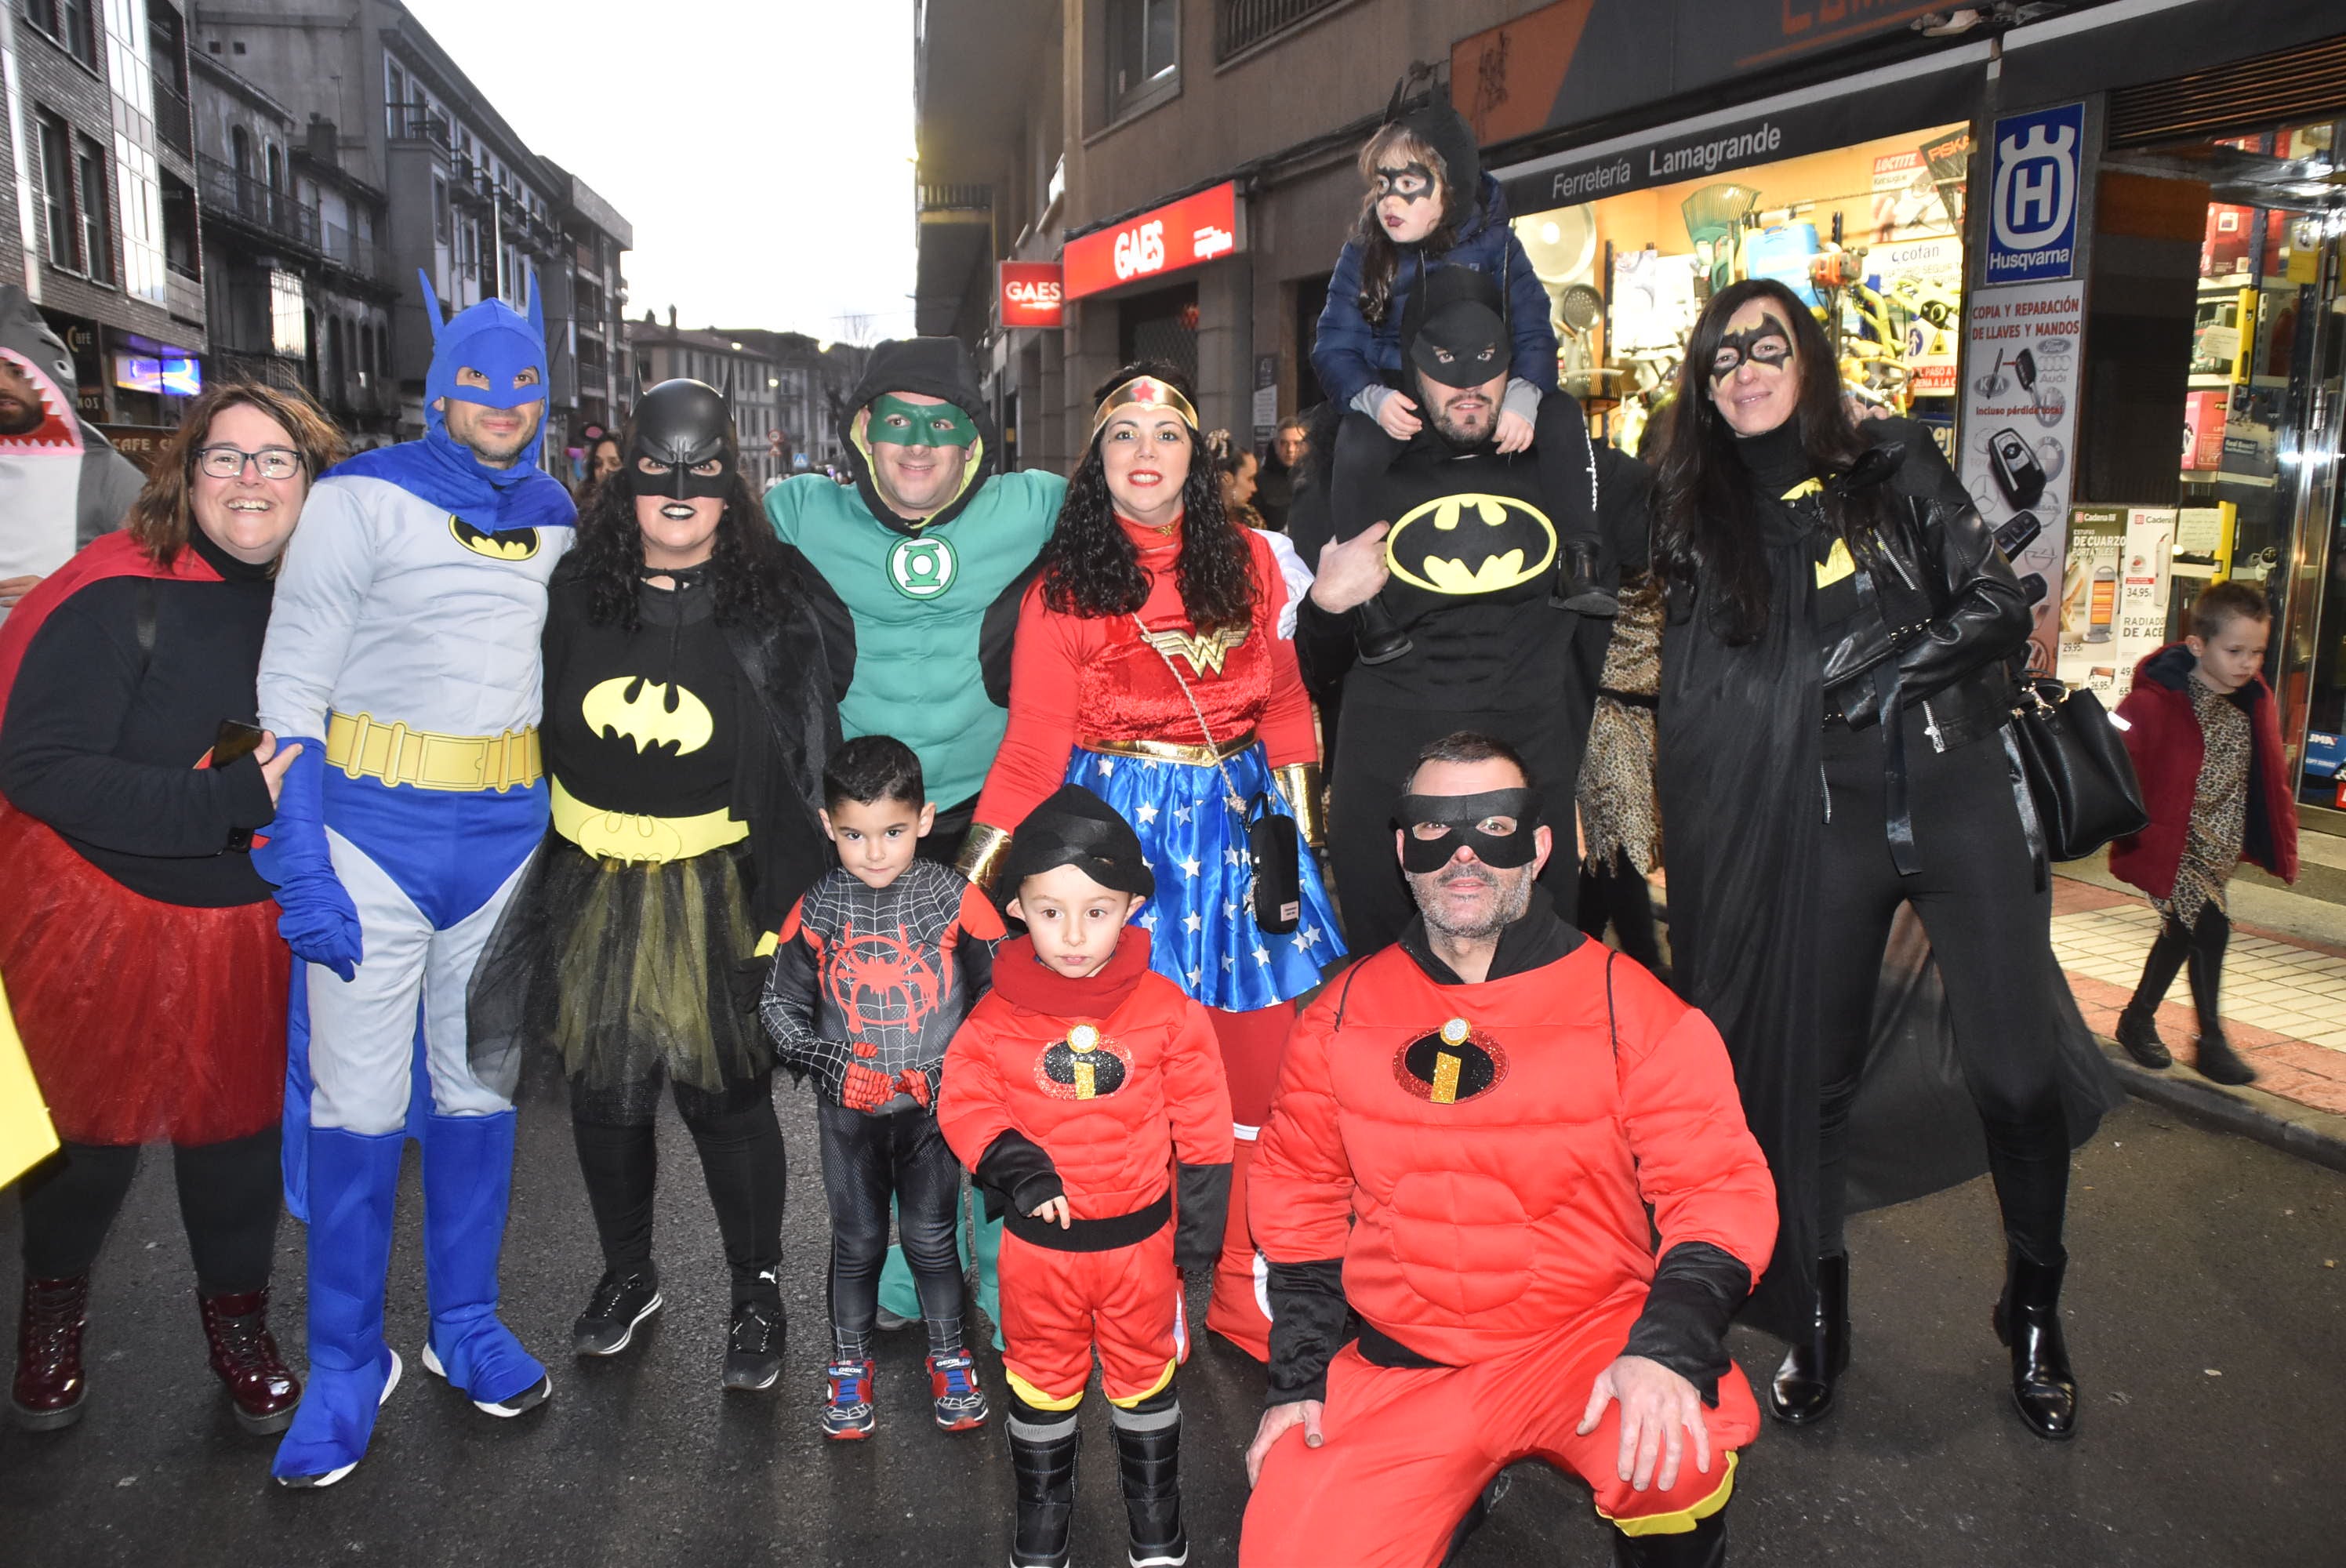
[2007,677,2149,862]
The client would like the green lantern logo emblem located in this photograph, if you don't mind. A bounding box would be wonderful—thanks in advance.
[888,534,958,600]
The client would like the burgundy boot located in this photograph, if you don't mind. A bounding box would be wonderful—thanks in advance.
[11,1274,91,1431]
[199,1287,303,1435]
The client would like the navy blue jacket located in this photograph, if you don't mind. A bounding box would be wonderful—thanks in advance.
[1311,176,1560,409]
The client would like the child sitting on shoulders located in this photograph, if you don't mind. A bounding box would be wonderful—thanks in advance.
[761,735,1004,1439]
[2109,580,2300,1084]
[938,786,1232,1568]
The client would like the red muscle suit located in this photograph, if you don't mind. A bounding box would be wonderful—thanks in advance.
[937,927,1233,1410]
[1243,907,1777,1568]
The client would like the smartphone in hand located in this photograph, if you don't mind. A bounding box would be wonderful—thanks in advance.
[211,720,266,768]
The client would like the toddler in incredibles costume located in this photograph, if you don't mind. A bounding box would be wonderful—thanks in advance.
[937,786,1232,1568]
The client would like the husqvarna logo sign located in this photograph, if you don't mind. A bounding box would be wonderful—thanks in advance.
[1986,103,2085,283]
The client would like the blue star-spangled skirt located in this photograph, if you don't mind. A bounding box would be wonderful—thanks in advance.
[1065,742,1344,1012]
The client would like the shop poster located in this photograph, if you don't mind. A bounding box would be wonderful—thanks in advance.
[2051,506,2174,698]
[1959,278,2083,679]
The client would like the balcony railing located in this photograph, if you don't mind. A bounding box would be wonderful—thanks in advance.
[320,220,380,280]
[195,154,319,251]
[917,183,992,215]
[154,85,192,158]
[1218,0,1345,60]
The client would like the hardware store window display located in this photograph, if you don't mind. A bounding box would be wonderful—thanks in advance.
[1512,125,1972,459]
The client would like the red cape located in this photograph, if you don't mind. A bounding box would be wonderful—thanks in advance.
[0,532,220,731]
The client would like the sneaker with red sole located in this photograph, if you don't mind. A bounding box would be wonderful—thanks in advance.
[927,1351,990,1432]
[822,1359,875,1439]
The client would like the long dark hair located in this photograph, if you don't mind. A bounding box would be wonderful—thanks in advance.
[568,416,782,632]
[1037,363,1255,633]
[1353,123,1462,328]
[1651,278,1879,644]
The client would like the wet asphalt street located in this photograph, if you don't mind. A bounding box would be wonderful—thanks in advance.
[2,1070,2341,1567]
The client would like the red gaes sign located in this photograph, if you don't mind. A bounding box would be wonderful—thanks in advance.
[1000,261,1065,328]
[1062,182,1240,301]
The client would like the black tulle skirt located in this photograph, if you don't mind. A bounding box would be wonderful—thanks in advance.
[468,832,773,1103]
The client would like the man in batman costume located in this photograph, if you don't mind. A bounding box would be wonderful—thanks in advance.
[1296,265,1650,955]
[256,274,574,1486]
[467,377,839,1393]
[764,337,1061,1338]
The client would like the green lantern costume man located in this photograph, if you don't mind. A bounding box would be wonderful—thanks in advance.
[764,336,1062,1343]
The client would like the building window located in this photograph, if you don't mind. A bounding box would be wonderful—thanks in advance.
[37,112,76,270]
[230,122,251,177]
[270,269,306,358]
[1106,0,1179,122]
[76,136,111,282]
[265,143,283,192]
[386,60,406,138]
[432,174,449,243]
[31,0,99,66]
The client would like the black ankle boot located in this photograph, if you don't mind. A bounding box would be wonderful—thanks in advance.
[1992,1248,2076,1441]
[1354,598,1412,665]
[1767,1252,1847,1425]
[1114,1404,1187,1567]
[2114,1008,2171,1069]
[2192,1027,2257,1086]
[1611,1499,1729,1566]
[1008,1416,1080,1568]
[1552,539,1618,616]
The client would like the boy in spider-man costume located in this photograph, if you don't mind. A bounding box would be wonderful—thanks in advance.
[762,735,1003,1439]
[938,786,1232,1568]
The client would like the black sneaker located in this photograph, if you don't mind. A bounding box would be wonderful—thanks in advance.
[572,1268,662,1358]
[722,1299,785,1392]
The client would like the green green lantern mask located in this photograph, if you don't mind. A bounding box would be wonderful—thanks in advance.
[866,394,979,448]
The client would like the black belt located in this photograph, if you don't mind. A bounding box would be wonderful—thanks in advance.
[1003,1190,1171,1253]
[1354,1320,1454,1370]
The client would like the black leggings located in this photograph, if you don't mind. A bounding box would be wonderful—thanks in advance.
[1813,725,2069,1269]
[1577,847,1663,973]
[814,1100,964,1355]
[2126,902,2230,1033]
[569,1070,786,1305]
[17,1126,282,1296]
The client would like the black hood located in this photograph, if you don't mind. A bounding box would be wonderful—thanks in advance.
[1386,78,1483,225]
[844,336,1001,535]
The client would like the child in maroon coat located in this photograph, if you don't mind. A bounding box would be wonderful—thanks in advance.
[2109,581,2299,1083]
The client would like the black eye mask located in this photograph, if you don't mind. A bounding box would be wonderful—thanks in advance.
[1375,162,1436,204]
[1396,788,1543,872]
[1709,319,1794,382]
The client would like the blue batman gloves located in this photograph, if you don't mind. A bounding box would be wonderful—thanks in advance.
[251,738,362,981]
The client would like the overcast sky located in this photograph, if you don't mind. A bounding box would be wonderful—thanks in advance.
[401,0,917,345]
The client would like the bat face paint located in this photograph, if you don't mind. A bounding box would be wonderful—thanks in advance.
[867,394,979,448]
[1375,163,1437,204]
[1709,318,1794,382]
[1396,788,1543,872]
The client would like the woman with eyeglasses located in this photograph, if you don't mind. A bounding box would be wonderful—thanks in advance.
[1651,280,2116,1445]
[0,383,340,1436]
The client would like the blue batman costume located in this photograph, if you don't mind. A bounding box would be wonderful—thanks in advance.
[255,275,575,1486]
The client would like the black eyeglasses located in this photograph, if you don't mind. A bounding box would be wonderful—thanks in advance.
[196,445,304,481]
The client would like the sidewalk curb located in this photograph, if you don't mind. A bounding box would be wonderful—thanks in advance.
[2098,1037,2346,1175]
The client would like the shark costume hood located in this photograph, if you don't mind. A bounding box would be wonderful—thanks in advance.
[0,285,147,614]
[844,336,1002,535]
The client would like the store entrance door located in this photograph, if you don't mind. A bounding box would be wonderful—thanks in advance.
[2280,216,2344,829]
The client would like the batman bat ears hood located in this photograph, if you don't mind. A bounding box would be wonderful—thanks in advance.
[844,336,1001,535]
[1384,75,1482,223]
[1401,265,1509,393]
[628,378,735,500]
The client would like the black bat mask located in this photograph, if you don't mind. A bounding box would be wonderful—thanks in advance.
[628,378,735,501]
[1708,318,1793,382]
[1396,787,1543,872]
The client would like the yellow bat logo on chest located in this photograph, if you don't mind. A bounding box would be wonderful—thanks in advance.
[1384,492,1556,596]
[449,515,541,561]
[581,676,714,755]
[1138,623,1248,677]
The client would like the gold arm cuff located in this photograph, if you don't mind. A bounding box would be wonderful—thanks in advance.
[550,779,747,862]
[953,821,1015,895]
[326,711,542,793]
[1273,762,1326,849]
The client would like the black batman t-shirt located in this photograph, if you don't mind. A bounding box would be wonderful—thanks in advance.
[543,575,741,818]
[1346,444,1571,708]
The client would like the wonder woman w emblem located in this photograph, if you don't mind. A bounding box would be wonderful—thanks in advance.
[1138,622,1248,677]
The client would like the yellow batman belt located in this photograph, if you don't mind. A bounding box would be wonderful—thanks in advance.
[1079,730,1258,766]
[325,711,542,793]
[550,779,746,862]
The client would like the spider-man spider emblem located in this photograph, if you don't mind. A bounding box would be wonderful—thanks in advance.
[825,920,951,1042]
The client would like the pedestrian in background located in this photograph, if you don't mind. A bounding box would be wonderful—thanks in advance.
[1252,414,1310,534]
[0,383,340,1436]
[2109,580,2298,1084]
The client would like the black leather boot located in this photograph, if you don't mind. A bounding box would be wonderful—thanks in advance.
[1008,1412,1080,1568]
[1992,1248,2077,1441]
[2185,909,2255,1084]
[1552,538,1618,616]
[2192,1026,2257,1086]
[2113,1008,2171,1069]
[1766,1252,1847,1425]
[1611,1499,1729,1566]
[1354,597,1412,664]
[1113,1399,1187,1567]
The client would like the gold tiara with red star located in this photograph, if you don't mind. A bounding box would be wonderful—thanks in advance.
[1090,376,1199,441]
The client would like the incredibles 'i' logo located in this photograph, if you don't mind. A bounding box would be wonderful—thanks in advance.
[1394,1017,1508,1105]
[449,514,542,561]
[888,533,958,600]
[1037,1023,1131,1101]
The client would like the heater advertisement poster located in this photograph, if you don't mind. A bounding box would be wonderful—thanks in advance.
[1959,278,2083,681]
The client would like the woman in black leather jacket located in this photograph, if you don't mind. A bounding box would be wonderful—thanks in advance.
[1653,278,2097,1444]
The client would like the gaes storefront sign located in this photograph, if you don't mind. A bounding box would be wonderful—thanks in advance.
[1985,103,2084,285]
[1000,261,1064,329]
[1062,183,1240,301]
